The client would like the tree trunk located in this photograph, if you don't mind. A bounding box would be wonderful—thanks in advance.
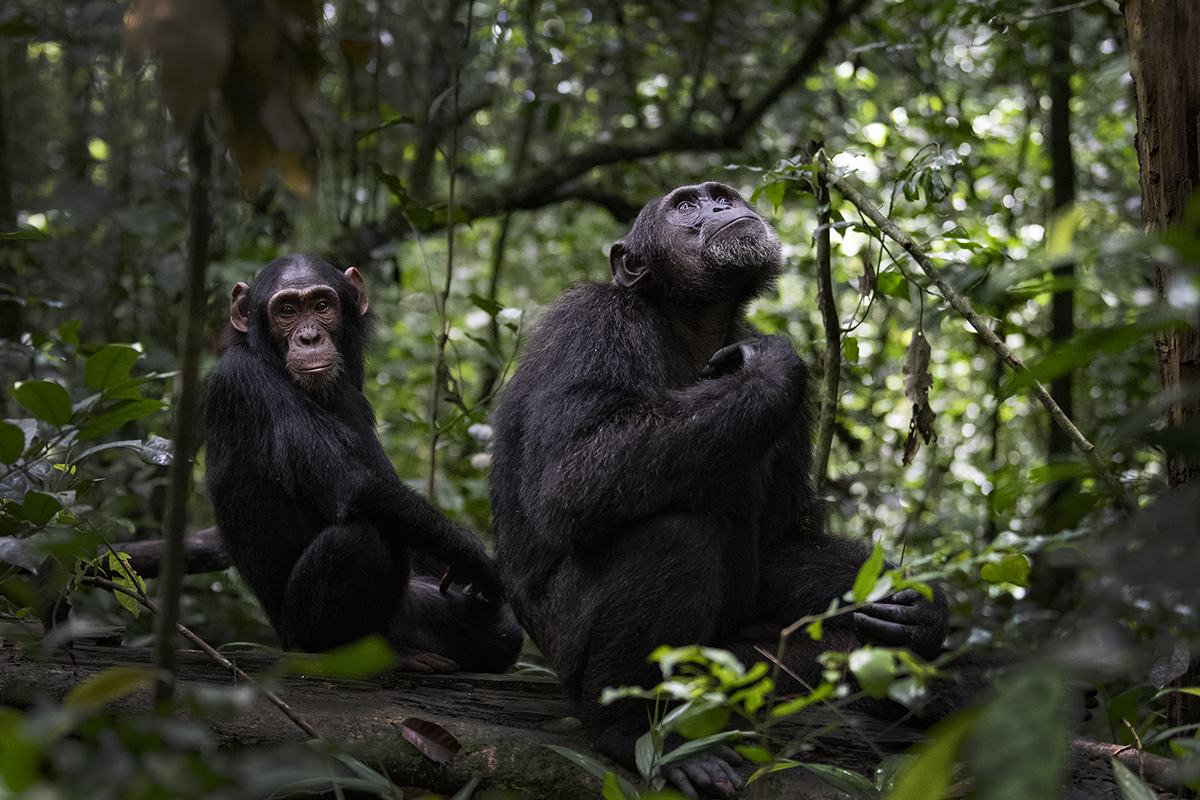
[1124,0,1200,731]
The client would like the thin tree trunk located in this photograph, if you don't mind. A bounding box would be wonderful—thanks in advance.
[1124,0,1200,731]
[153,117,212,710]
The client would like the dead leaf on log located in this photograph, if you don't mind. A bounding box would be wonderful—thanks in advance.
[902,329,936,466]
[397,717,461,763]
[124,0,324,196]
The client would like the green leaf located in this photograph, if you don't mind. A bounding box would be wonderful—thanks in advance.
[1110,759,1158,800]
[0,228,42,239]
[467,293,504,316]
[0,420,24,463]
[65,666,156,710]
[86,345,140,392]
[875,271,910,301]
[58,319,81,346]
[19,491,61,526]
[844,336,860,364]
[13,380,72,426]
[764,181,786,212]
[0,708,42,792]
[285,635,395,678]
[981,554,1031,587]
[771,682,835,717]
[657,730,742,767]
[735,745,773,764]
[849,647,897,699]
[852,543,885,604]
[78,399,165,440]
[672,702,731,740]
[806,618,823,641]
[799,763,877,798]
[544,745,641,799]
[601,771,630,800]
[887,707,980,800]
[545,102,562,133]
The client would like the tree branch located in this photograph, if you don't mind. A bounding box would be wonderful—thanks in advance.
[828,174,1137,515]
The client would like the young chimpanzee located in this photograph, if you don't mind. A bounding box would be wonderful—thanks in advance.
[205,254,522,673]
[489,183,952,796]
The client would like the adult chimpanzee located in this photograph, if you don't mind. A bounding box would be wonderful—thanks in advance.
[489,183,951,796]
[205,254,522,673]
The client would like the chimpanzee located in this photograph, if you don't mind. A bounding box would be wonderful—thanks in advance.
[204,254,522,673]
[488,183,953,796]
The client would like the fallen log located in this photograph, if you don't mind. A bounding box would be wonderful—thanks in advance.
[0,635,1182,799]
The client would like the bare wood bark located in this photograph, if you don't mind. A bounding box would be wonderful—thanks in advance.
[813,160,840,486]
[101,527,229,578]
[1124,0,1200,732]
[154,117,212,710]
[829,175,1136,515]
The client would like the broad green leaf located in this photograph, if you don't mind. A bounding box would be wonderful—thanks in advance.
[85,344,140,392]
[635,729,656,780]
[849,647,897,699]
[19,491,61,526]
[0,229,42,240]
[1110,759,1157,800]
[876,271,910,301]
[844,336,860,364]
[764,181,786,212]
[806,618,823,641]
[0,420,23,463]
[853,543,886,604]
[981,554,1030,588]
[0,708,42,792]
[886,707,980,800]
[13,380,72,426]
[800,763,877,798]
[771,683,835,717]
[673,702,730,740]
[601,771,630,800]
[78,399,165,440]
[285,635,395,678]
[58,319,81,346]
[1046,205,1082,262]
[657,730,742,767]
[735,745,773,764]
[65,666,155,710]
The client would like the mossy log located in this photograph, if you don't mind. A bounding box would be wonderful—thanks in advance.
[0,637,1182,800]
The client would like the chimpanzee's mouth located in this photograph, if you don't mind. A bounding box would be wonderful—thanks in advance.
[296,363,335,373]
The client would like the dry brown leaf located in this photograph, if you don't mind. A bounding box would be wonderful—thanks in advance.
[124,0,233,133]
[901,330,936,465]
[397,717,461,763]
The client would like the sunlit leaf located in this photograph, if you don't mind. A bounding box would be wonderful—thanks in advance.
[980,554,1030,588]
[852,543,886,604]
[285,635,395,678]
[849,647,897,699]
[1110,759,1158,800]
[886,707,980,800]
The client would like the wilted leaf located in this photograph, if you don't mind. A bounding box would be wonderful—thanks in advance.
[124,0,233,133]
[901,330,935,465]
[65,667,156,710]
[398,717,460,763]
[1150,640,1190,690]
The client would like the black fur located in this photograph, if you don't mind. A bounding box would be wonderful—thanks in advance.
[489,183,953,793]
[205,254,522,672]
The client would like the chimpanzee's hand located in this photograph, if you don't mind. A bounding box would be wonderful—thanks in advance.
[853,588,948,660]
[439,564,504,603]
[665,746,745,799]
[700,339,760,379]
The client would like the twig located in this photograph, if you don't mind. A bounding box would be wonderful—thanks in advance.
[828,174,1137,515]
[80,575,320,740]
[813,154,840,486]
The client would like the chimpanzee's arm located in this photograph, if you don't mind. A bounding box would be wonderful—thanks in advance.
[523,327,807,543]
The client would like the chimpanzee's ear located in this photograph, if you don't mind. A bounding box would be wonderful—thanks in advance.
[610,241,647,289]
[230,283,251,332]
[344,267,370,315]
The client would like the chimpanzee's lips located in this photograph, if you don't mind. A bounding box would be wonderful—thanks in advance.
[296,363,335,373]
[711,216,757,236]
